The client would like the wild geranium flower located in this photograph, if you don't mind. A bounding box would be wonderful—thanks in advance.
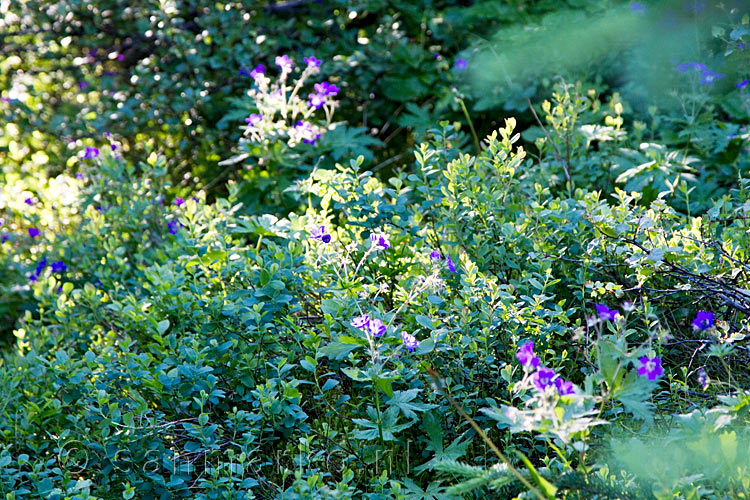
[367,318,386,338]
[167,220,180,235]
[554,378,575,395]
[691,311,714,330]
[533,367,556,390]
[304,56,321,68]
[595,304,619,321]
[250,64,265,79]
[351,314,370,330]
[275,55,293,73]
[313,81,339,97]
[310,225,331,243]
[454,58,468,71]
[637,356,663,380]
[245,113,263,127]
[51,261,67,273]
[446,255,457,273]
[516,341,541,368]
[308,92,325,109]
[676,61,706,72]
[293,120,321,145]
[401,331,419,352]
[736,79,749,89]
[370,232,390,249]
[174,198,185,207]
[34,257,47,276]
[83,147,99,159]
[429,250,441,260]
[699,70,726,85]
[28,227,40,238]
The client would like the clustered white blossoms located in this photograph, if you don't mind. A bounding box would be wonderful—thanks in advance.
[241,55,340,148]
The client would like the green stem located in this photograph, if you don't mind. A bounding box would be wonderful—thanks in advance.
[458,97,481,155]
[373,377,386,447]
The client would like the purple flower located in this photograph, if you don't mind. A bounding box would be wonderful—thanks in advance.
[83,147,100,159]
[250,64,265,79]
[28,273,38,282]
[1,234,8,243]
[351,314,370,330]
[310,225,331,243]
[51,260,67,273]
[736,79,749,89]
[294,121,322,145]
[167,220,180,235]
[699,70,726,85]
[629,2,646,13]
[239,66,252,77]
[533,367,556,390]
[24,197,34,206]
[595,304,619,321]
[34,257,47,276]
[304,133,321,145]
[313,81,339,97]
[78,81,89,90]
[308,92,326,109]
[275,55,293,73]
[676,61,706,73]
[28,227,40,238]
[367,318,386,338]
[454,58,468,71]
[245,113,263,127]
[637,356,663,380]
[432,53,440,59]
[429,250,441,260]
[304,56,321,68]
[691,311,714,330]
[554,378,575,395]
[110,144,117,151]
[446,255,457,273]
[401,331,419,352]
[370,232,390,250]
[516,341,541,368]
[174,198,185,207]
[117,53,125,61]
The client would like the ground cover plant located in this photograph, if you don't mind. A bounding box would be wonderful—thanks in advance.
[1,0,750,499]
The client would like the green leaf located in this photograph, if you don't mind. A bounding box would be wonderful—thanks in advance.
[516,450,557,500]
[376,377,394,398]
[415,315,434,330]
[386,389,437,420]
[157,319,170,335]
[318,340,360,360]
[321,379,339,391]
